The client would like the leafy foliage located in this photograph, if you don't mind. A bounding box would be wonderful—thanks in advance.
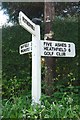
[2,25,32,79]
[2,2,44,23]
[2,2,79,23]
[2,26,32,100]
[52,19,79,85]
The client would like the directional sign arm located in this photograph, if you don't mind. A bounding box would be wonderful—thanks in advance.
[41,40,75,57]
[19,11,36,35]
[19,42,32,54]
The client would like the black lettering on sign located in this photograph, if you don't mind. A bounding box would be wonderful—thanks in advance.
[25,43,29,47]
[44,42,52,46]
[58,48,67,52]
[21,48,29,53]
[56,52,66,56]
[68,49,71,52]
[68,44,71,47]
[49,47,54,51]
[62,53,66,56]
[68,44,71,52]
[44,47,48,50]
[21,43,29,49]
[44,47,56,51]
[53,47,63,51]
[44,51,47,55]
[25,48,29,51]
[22,17,35,31]
[21,45,24,49]
[56,52,60,56]
[58,48,63,52]
[53,47,57,51]
[64,48,66,52]
[44,47,67,52]
[55,43,67,47]
[44,51,54,56]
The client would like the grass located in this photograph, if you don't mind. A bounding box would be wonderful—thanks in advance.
[2,90,80,119]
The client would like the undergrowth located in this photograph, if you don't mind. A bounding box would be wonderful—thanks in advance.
[2,88,80,119]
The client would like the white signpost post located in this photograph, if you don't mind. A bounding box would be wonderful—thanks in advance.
[19,11,41,104]
[19,11,76,104]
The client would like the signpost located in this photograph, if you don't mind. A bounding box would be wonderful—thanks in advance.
[19,11,41,104]
[41,40,75,57]
[32,26,41,104]
[20,40,75,57]
[19,41,32,54]
[19,11,76,104]
[19,11,36,36]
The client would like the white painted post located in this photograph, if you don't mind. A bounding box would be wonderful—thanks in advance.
[32,25,41,104]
